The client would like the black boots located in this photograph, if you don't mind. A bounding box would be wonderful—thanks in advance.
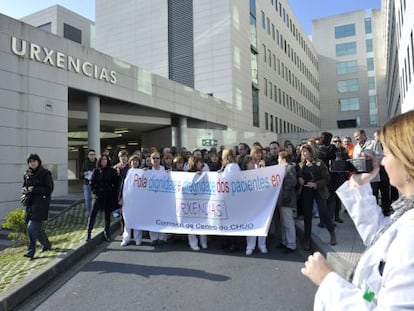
[330,231,337,245]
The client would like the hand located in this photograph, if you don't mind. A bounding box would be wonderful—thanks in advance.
[304,181,317,189]
[298,177,305,186]
[27,186,34,192]
[301,252,333,286]
[349,152,380,188]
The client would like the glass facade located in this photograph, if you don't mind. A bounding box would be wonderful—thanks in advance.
[336,42,357,56]
[334,24,356,38]
[368,76,376,90]
[63,23,82,44]
[337,79,359,93]
[367,58,375,71]
[336,60,358,74]
[366,39,373,53]
[252,87,259,127]
[365,18,372,34]
[339,97,360,111]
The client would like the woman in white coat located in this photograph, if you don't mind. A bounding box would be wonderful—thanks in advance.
[301,110,414,310]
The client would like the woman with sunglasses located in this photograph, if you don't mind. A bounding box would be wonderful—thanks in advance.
[148,151,167,245]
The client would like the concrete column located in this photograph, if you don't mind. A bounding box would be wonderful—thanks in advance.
[179,116,188,148]
[87,95,100,155]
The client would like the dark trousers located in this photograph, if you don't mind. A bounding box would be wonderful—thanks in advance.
[301,188,334,240]
[87,200,111,235]
[27,220,51,256]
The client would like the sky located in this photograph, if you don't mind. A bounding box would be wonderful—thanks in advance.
[1,0,381,35]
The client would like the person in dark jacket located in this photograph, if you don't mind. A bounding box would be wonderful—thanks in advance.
[297,145,337,250]
[277,151,298,253]
[87,154,119,241]
[22,153,54,258]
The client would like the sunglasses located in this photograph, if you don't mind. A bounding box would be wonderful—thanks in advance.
[333,140,341,143]
[152,157,160,160]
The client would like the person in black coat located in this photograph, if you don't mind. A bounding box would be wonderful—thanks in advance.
[86,154,119,241]
[22,153,54,258]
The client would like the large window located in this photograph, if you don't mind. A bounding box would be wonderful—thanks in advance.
[365,18,372,34]
[252,87,260,127]
[336,42,357,57]
[339,98,360,111]
[337,79,359,93]
[251,53,258,84]
[335,24,356,39]
[63,23,81,44]
[337,60,358,74]
[367,58,375,71]
[261,11,265,29]
[368,77,376,90]
[366,39,373,53]
[250,15,257,48]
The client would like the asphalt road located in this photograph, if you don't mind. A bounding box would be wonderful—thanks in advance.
[17,236,317,311]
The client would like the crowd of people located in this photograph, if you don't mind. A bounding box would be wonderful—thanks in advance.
[22,110,414,309]
[79,128,398,255]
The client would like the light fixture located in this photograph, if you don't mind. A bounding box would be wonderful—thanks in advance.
[114,128,129,134]
[68,131,122,139]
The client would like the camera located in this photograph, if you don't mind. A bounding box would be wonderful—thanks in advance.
[330,160,350,172]
[347,158,373,173]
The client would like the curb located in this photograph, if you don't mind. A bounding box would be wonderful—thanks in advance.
[0,220,120,311]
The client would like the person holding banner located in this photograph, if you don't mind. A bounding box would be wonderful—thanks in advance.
[186,156,208,251]
[147,151,168,246]
[245,147,268,255]
[120,155,143,246]
[218,148,243,252]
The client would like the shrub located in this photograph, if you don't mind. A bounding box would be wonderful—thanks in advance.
[2,208,27,243]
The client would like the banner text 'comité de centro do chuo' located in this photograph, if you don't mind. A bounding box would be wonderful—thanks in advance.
[122,165,285,236]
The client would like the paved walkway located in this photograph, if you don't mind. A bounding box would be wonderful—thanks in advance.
[295,210,365,279]
[0,203,365,310]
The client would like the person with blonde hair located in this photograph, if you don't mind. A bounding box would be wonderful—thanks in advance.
[302,110,414,310]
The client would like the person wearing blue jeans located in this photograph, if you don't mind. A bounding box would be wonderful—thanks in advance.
[81,149,97,216]
[27,220,51,256]
[22,153,54,258]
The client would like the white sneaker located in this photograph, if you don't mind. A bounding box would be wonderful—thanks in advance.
[259,248,268,254]
[120,240,128,247]
[245,249,253,256]
[190,245,200,251]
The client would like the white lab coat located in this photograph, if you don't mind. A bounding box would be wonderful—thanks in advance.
[313,181,414,310]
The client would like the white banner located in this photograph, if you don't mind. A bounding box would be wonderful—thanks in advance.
[122,165,285,236]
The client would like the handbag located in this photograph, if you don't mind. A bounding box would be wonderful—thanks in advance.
[20,194,29,206]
